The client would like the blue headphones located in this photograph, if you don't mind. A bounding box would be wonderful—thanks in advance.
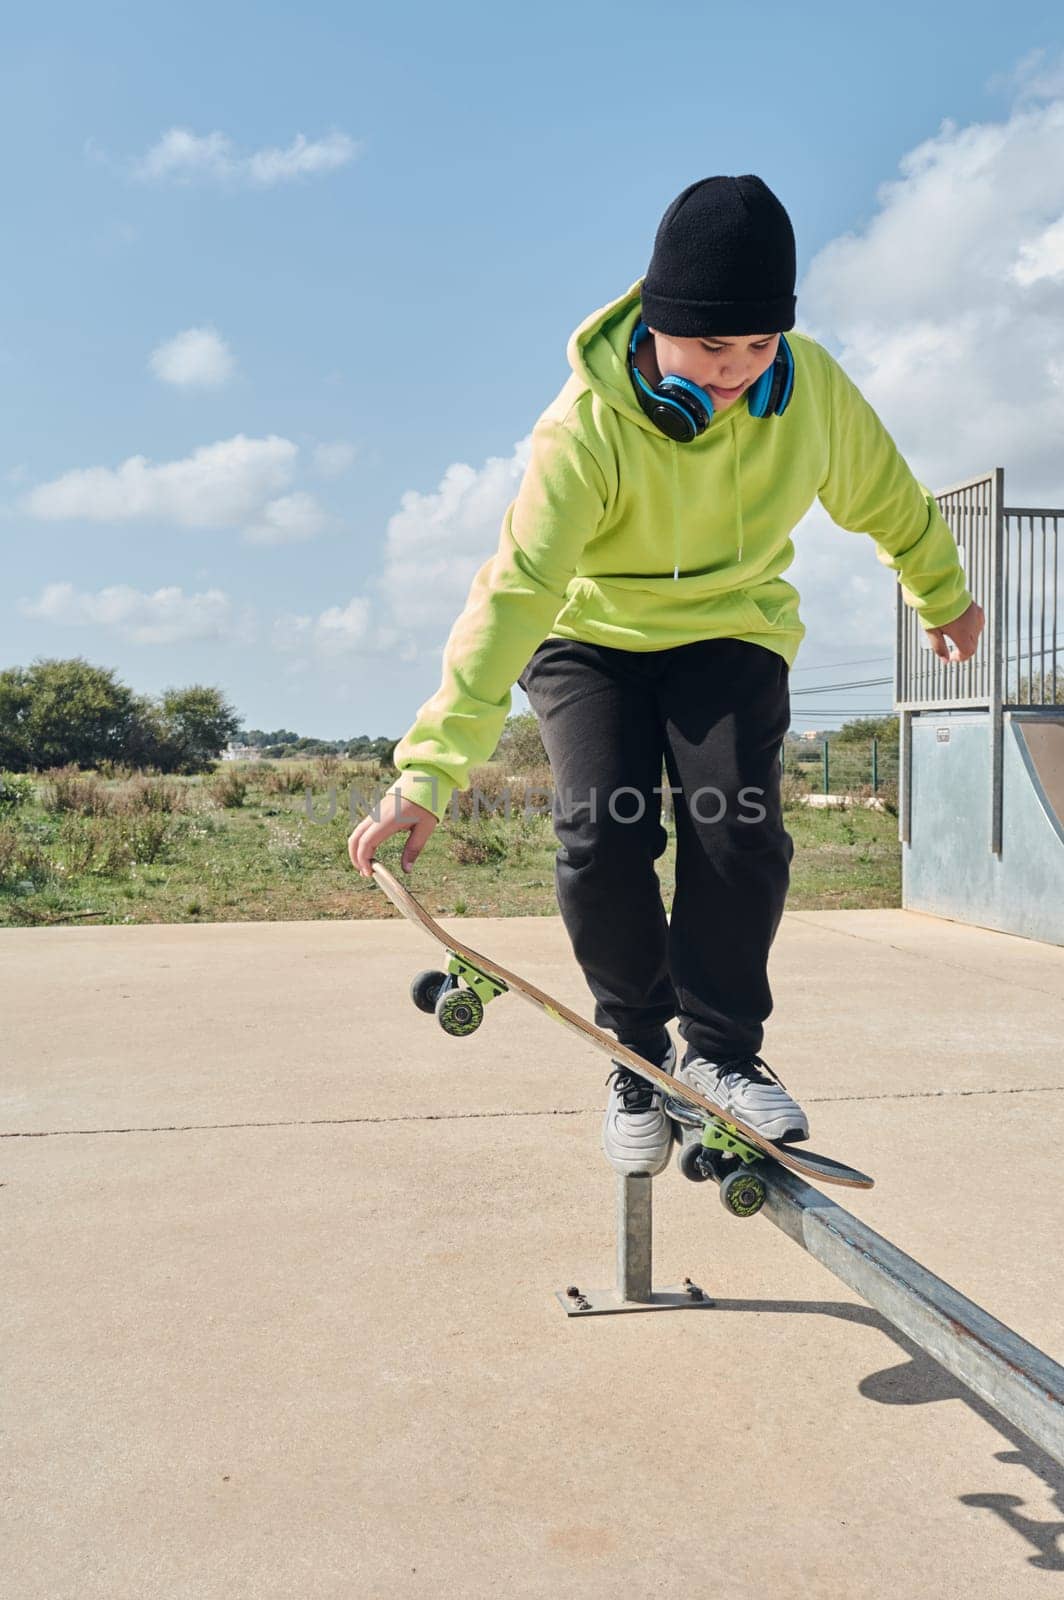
[627,318,795,443]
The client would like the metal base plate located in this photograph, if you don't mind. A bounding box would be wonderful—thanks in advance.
[555,1282,715,1316]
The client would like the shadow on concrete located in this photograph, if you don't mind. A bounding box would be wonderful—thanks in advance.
[665,1296,1064,1570]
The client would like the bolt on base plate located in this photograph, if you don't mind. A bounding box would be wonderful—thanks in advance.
[555,1278,714,1316]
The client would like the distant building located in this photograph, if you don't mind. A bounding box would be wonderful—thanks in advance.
[221,743,263,762]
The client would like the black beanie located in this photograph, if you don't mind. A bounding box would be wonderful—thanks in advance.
[640,174,796,338]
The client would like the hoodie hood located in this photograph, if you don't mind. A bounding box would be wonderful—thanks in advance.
[566,275,748,571]
[566,274,740,438]
[566,277,659,434]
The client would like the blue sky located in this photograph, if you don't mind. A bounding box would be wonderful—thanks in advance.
[3,0,1063,738]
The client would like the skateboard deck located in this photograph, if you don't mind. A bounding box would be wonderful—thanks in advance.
[371,860,873,1199]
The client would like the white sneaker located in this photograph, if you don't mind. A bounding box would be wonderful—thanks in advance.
[601,1038,678,1176]
[675,1051,809,1143]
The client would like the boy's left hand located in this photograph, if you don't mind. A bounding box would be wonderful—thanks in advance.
[924,598,985,664]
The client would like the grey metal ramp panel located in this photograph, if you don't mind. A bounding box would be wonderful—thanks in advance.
[902,710,1064,945]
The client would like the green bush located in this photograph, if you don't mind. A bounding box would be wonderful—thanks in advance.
[260,762,316,797]
[41,765,110,816]
[853,778,899,816]
[0,773,34,812]
[448,812,550,867]
[265,823,304,871]
[54,814,130,878]
[117,774,185,814]
[780,770,811,811]
[208,768,249,808]
[450,824,511,865]
[452,763,557,822]
[121,812,176,865]
[497,712,547,772]
[0,819,51,889]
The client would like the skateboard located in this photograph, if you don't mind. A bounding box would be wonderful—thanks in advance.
[371,860,873,1214]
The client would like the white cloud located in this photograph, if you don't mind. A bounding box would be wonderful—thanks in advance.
[242,491,329,546]
[20,434,304,538]
[270,601,408,661]
[1010,213,1064,288]
[150,327,235,388]
[797,95,1064,481]
[272,440,531,663]
[19,435,332,546]
[18,582,255,645]
[132,127,361,187]
[784,71,1064,657]
[315,597,374,650]
[377,444,533,638]
[988,47,1064,108]
[312,441,358,479]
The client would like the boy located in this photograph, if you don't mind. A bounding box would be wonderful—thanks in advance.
[349,175,983,1177]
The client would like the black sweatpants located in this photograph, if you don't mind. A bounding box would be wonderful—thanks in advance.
[516,635,794,1062]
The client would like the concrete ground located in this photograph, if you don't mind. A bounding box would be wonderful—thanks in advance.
[2,902,1063,1598]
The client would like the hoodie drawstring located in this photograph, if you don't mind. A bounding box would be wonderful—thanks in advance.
[670,422,744,577]
[669,439,680,580]
[732,423,744,564]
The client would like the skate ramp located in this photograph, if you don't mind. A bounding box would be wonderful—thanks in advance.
[903,710,1064,945]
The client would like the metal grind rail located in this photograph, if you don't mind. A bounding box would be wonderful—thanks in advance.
[557,1168,1064,1471]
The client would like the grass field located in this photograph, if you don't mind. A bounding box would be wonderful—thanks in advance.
[0,758,900,927]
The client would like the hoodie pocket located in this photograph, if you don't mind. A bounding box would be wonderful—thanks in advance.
[740,579,802,631]
[551,576,596,630]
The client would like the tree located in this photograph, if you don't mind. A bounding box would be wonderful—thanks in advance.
[0,657,136,771]
[124,693,177,770]
[833,714,899,746]
[0,667,33,770]
[156,685,242,773]
[242,728,300,747]
[0,657,243,773]
[497,711,547,771]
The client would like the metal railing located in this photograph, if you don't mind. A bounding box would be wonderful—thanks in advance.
[560,1170,1064,1469]
[894,468,1064,853]
[895,468,1004,716]
[1004,506,1064,705]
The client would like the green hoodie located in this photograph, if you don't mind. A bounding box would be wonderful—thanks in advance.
[388,277,972,823]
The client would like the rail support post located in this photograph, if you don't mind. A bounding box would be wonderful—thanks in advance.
[555,1173,713,1316]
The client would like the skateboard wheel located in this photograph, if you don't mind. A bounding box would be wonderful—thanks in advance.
[678,1139,714,1183]
[435,986,484,1036]
[720,1168,767,1218]
[411,969,449,1013]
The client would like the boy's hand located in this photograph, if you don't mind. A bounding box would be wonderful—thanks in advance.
[924,598,985,664]
[348,789,438,878]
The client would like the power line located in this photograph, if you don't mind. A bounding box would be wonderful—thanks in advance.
[790,675,893,697]
[787,708,894,717]
[789,654,893,675]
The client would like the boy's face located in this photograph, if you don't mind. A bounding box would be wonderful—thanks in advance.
[648,328,781,411]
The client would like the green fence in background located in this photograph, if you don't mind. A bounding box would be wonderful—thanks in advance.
[780,737,899,795]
